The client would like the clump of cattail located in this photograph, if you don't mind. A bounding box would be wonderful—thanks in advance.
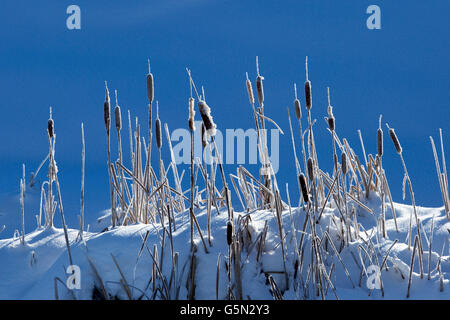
[294,83,301,120]
[307,157,314,181]
[299,173,309,203]
[198,100,217,137]
[246,72,255,105]
[341,153,347,175]
[104,82,111,134]
[304,57,312,111]
[188,97,195,132]
[114,90,122,131]
[255,56,264,106]
[386,124,402,154]
[377,115,383,157]
[155,102,162,149]
[226,221,233,246]
[147,59,154,104]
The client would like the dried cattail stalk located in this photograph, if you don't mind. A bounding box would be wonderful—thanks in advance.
[188,97,195,132]
[246,72,255,105]
[198,100,217,137]
[227,221,233,246]
[304,57,312,110]
[147,59,154,104]
[155,102,162,149]
[104,82,111,134]
[377,115,383,157]
[307,157,314,181]
[299,173,309,203]
[255,57,264,106]
[114,90,122,131]
[387,124,402,154]
[341,153,347,175]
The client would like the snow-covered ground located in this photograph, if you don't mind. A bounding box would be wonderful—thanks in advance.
[1,195,449,300]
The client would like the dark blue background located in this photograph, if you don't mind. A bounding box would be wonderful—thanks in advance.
[0,1,448,233]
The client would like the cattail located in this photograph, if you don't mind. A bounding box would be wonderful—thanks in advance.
[114,90,122,131]
[304,57,312,110]
[188,97,195,132]
[387,124,402,154]
[246,72,255,105]
[294,84,301,120]
[198,100,217,137]
[299,173,309,203]
[294,99,301,120]
[255,57,264,106]
[146,59,154,104]
[48,118,54,138]
[327,108,335,131]
[326,88,335,131]
[341,153,347,175]
[155,102,162,149]
[307,157,314,181]
[104,82,111,133]
[226,221,233,246]
[377,115,383,157]
[201,123,208,149]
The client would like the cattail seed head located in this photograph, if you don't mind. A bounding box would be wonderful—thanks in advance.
[304,80,312,110]
[188,97,195,132]
[115,105,122,131]
[114,90,122,131]
[377,128,383,157]
[377,115,383,157]
[341,153,347,175]
[246,73,255,105]
[256,75,264,106]
[201,123,208,149]
[294,99,301,120]
[326,90,334,131]
[387,125,402,154]
[255,57,264,106]
[155,118,162,149]
[226,221,233,246]
[299,173,309,203]
[328,116,335,131]
[104,82,111,134]
[307,157,314,181]
[198,100,217,137]
[48,118,54,138]
[146,59,154,103]
[155,102,162,149]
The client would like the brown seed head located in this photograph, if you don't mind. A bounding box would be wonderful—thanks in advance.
[299,173,309,203]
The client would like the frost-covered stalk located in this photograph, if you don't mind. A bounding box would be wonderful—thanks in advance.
[304,57,324,207]
[20,164,25,245]
[387,124,421,251]
[255,56,273,207]
[188,80,196,249]
[79,123,85,239]
[104,82,115,227]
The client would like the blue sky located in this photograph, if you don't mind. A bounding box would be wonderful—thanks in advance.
[0,1,448,233]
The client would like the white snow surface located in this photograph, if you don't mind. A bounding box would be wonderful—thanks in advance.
[0,196,449,300]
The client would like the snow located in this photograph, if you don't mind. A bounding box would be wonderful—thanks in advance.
[0,195,449,300]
